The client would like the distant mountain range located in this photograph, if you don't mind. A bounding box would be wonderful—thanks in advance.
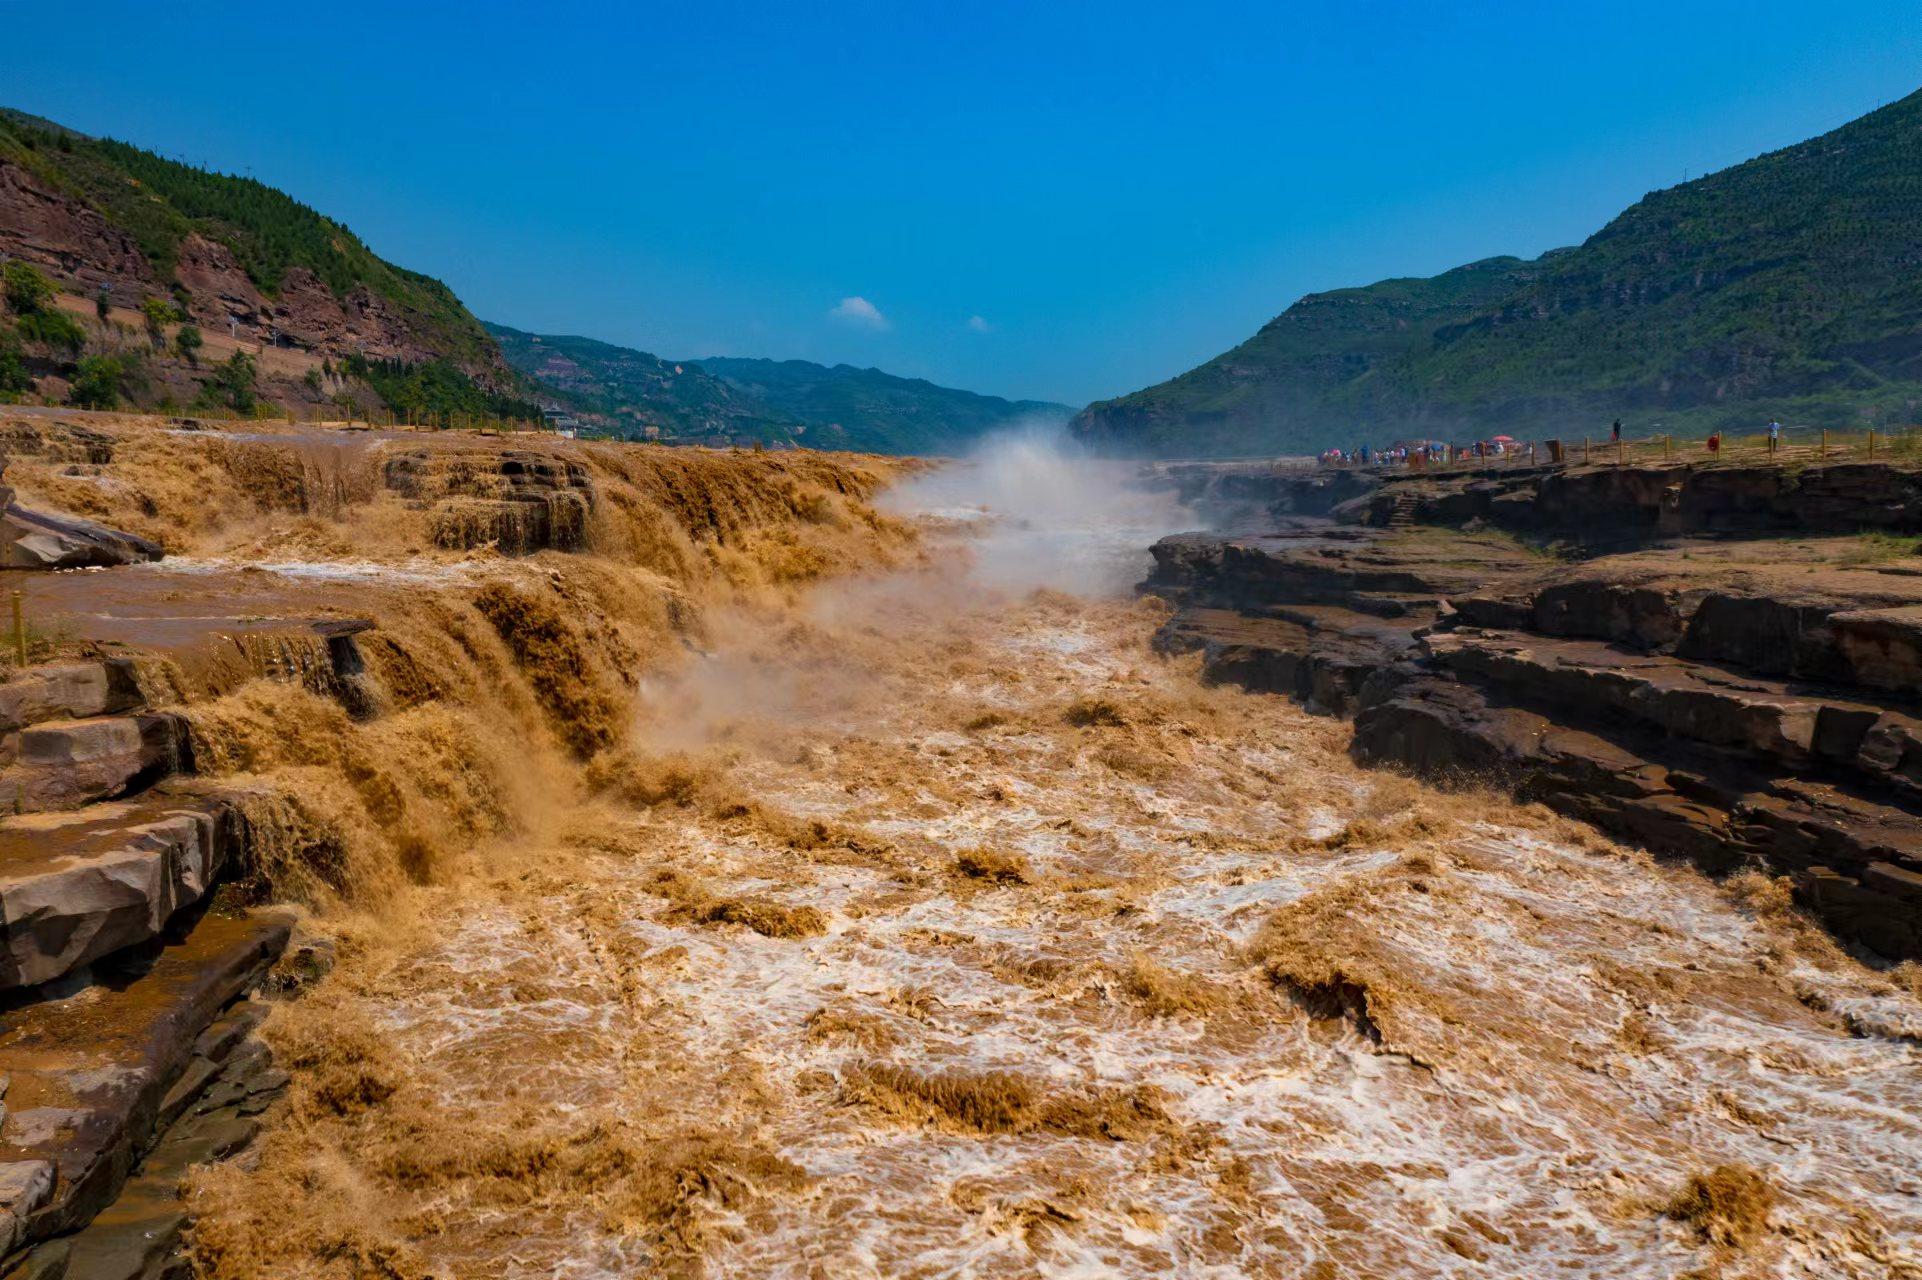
[1075,87,1922,456]
[488,323,1069,454]
[483,324,796,445]
[693,356,1071,454]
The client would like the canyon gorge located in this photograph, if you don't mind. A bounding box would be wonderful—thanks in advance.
[0,415,1915,1277]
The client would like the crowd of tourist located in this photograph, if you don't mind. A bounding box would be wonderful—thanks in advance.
[1317,435,1537,468]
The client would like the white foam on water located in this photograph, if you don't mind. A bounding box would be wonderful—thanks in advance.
[335,430,1922,1277]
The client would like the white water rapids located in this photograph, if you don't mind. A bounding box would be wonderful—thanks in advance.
[197,432,1922,1278]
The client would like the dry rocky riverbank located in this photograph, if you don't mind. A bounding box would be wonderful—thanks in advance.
[1149,457,1922,958]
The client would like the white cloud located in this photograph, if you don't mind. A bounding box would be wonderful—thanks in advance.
[967,315,994,334]
[829,296,890,331]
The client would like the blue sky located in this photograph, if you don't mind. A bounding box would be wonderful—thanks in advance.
[7,2,1921,404]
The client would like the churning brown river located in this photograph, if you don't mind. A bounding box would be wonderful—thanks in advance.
[186,438,1921,1279]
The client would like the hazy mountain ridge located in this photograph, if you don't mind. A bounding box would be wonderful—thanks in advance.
[1075,87,1922,455]
[490,322,1069,454]
[694,356,1072,454]
[484,323,799,445]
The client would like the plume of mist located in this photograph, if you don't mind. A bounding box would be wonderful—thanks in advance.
[632,420,1203,748]
[882,417,1202,597]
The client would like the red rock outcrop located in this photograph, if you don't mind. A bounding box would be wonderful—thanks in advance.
[0,161,156,301]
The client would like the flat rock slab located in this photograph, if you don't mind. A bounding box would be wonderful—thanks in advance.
[0,909,291,1250]
[1146,525,1542,612]
[0,506,161,572]
[0,794,240,992]
[1156,605,1420,715]
[0,564,386,702]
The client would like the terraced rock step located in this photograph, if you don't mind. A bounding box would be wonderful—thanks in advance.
[1148,518,1922,957]
[0,909,293,1267]
[1343,458,1922,541]
[383,445,595,554]
[1352,674,1922,956]
[1146,525,1537,612]
[0,793,244,991]
[6,995,289,1280]
[0,663,143,745]
[1155,606,1418,715]
[1423,628,1922,791]
[0,715,186,815]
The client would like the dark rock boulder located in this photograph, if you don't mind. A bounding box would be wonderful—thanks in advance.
[0,502,162,571]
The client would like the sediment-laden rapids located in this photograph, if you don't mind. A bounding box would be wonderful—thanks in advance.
[14,418,1912,1277]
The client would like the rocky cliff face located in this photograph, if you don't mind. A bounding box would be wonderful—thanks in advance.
[0,158,155,295]
[1149,460,1922,958]
[1,158,505,378]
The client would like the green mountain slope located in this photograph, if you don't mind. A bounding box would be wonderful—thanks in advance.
[693,357,1071,454]
[1076,87,1922,456]
[485,323,801,445]
[0,108,499,372]
[1072,255,1548,456]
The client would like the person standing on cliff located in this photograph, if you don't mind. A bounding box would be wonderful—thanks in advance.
[1611,419,1622,443]
[1768,420,1781,452]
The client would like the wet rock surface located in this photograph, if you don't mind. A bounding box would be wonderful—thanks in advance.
[0,909,293,1271]
[0,503,161,572]
[0,792,246,991]
[1150,499,1922,957]
[383,444,596,554]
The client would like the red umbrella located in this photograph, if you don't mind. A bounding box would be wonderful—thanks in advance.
[1490,434,1517,443]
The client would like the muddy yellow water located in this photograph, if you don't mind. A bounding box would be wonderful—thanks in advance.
[149,444,1921,1279]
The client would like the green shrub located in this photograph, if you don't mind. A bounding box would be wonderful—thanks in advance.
[198,350,258,413]
[16,309,85,355]
[68,354,126,409]
[140,296,178,344]
[174,323,202,366]
[2,262,55,315]
[0,329,31,397]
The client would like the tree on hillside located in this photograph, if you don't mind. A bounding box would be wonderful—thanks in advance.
[203,350,258,414]
[174,324,203,367]
[94,288,111,323]
[69,355,127,409]
[2,262,85,356]
[0,330,31,397]
[140,297,178,349]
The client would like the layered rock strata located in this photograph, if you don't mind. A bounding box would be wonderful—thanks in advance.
[1149,478,1922,958]
[0,638,360,1273]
